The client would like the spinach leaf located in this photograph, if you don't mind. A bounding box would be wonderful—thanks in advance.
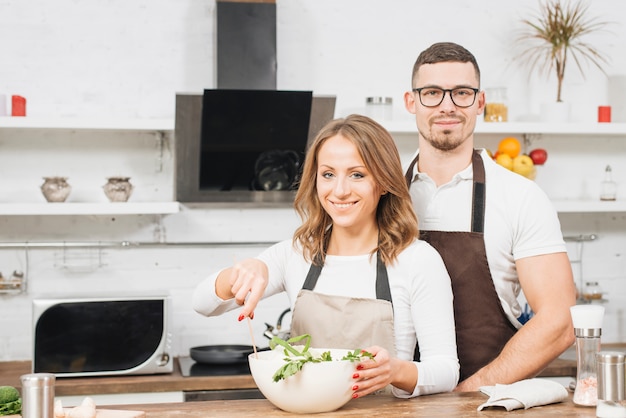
[268,334,374,382]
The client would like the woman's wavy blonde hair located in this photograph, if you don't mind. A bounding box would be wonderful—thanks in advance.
[293,114,419,266]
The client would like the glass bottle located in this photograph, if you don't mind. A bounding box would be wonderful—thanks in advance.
[600,165,617,201]
[582,281,603,302]
[570,305,605,407]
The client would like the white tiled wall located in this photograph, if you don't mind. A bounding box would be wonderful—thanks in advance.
[1,0,626,362]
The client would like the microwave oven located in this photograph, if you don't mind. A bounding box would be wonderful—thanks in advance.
[32,295,173,377]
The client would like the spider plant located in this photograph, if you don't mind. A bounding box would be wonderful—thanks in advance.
[516,0,611,102]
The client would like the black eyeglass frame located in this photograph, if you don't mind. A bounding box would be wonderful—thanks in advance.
[411,87,480,108]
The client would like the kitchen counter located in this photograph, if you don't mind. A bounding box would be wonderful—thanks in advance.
[102,392,600,417]
[1,343,624,397]
[0,358,256,396]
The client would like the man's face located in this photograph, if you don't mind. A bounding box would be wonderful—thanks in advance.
[404,61,485,152]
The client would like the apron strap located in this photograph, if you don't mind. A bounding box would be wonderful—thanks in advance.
[302,257,323,290]
[303,253,392,303]
[404,149,486,233]
[471,150,486,233]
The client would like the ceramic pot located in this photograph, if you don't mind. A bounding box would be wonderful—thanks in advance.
[103,177,133,202]
[540,102,570,123]
[41,177,71,203]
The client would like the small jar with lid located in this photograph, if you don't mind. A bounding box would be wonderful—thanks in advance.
[364,97,393,121]
[583,281,603,302]
[484,87,508,122]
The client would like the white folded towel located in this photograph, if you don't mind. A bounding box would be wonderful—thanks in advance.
[477,378,568,411]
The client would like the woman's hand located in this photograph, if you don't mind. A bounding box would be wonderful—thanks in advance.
[215,258,268,320]
[351,346,418,398]
[351,346,393,398]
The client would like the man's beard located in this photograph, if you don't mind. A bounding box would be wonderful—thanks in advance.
[419,115,467,151]
[419,128,464,151]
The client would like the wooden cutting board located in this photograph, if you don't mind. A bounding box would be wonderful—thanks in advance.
[87,410,146,418]
[5,409,145,418]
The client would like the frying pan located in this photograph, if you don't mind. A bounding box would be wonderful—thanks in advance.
[190,345,269,365]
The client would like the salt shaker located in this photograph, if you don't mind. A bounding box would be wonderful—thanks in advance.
[570,305,605,406]
[596,351,626,418]
[20,373,55,418]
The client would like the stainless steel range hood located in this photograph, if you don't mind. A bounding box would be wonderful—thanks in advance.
[216,0,277,90]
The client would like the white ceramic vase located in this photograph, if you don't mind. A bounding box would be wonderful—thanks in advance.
[540,102,570,123]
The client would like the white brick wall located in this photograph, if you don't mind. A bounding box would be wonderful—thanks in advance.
[0,0,625,362]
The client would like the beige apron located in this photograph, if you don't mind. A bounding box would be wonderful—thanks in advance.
[290,252,397,357]
[404,150,517,382]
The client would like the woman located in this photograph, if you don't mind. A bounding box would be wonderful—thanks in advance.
[193,114,459,398]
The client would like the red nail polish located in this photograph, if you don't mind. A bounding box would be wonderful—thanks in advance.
[250,312,254,320]
[238,314,244,321]
[352,373,359,379]
[352,385,358,391]
[356,365,364,370]
[352,393,359,399]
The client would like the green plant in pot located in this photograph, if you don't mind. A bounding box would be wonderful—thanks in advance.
[515,0,612,104]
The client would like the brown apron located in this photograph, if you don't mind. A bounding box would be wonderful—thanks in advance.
[405,149,517,382]
[290,252,397,357]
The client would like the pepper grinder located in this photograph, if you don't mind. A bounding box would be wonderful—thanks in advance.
[570,305,605,407]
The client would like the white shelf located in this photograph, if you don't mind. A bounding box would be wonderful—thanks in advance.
[553,200,626,213]
[382,119,626,136]
[0,117,174,131]
[0,202,180,215]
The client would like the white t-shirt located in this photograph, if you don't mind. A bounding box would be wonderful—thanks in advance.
[193,238,459,397]
[407,149,567,326]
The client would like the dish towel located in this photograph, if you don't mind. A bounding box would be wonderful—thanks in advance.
[477,378,568,411]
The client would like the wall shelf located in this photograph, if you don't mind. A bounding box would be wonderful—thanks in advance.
[0,117,174,131]
[0,202,180,216]
[552,200,626,213]
[382,119,626,136]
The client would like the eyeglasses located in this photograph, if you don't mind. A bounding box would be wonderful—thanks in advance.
[412,87,479,108]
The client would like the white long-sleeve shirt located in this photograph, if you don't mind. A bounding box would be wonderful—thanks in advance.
[193,238,459,396]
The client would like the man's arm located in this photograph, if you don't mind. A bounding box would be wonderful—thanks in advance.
[454,252,576,392]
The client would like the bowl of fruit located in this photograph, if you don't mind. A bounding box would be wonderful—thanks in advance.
[248,334,372,414]
[491,137,548,180]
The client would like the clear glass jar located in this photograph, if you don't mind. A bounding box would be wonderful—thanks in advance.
[364,97,393,121]
[484,87,508,122]
[583,281,603,302]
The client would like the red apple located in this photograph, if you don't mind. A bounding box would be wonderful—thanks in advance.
[529,148,548,165]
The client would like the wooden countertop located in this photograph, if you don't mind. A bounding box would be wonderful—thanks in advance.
[0,358,256,396]
[103,392,601,417]
[1,343,624,396]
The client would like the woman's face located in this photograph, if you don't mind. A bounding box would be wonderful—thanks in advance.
[316,134,382,233]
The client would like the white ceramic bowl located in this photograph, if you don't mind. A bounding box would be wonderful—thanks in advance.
[248,347,356,414]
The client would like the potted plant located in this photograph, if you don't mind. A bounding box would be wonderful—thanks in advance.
[516,0,612,104]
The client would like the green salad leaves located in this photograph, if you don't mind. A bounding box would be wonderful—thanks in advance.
[0,385,21,416]
[268,334,374,382]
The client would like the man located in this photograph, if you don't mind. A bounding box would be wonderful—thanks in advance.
[403,42,576,392]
